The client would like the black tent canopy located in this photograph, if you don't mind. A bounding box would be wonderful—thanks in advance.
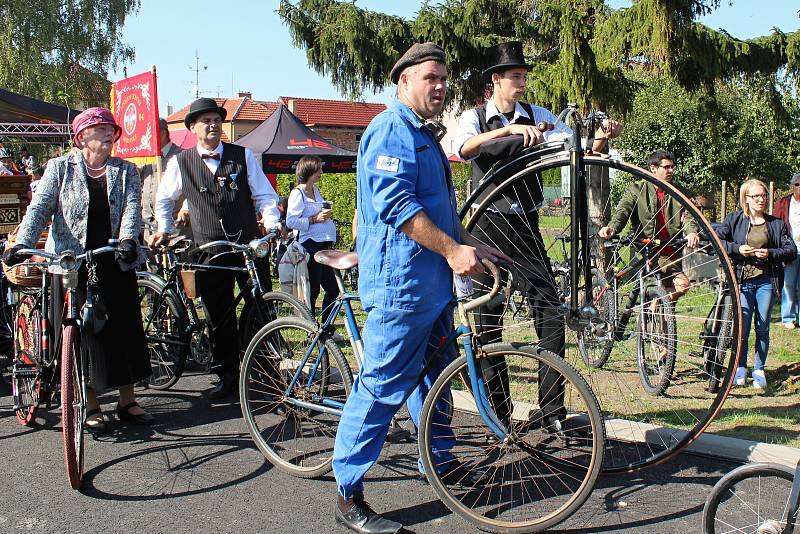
[236,104,356,174]
[0,88,80,143]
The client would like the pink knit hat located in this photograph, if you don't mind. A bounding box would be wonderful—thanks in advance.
[71,107,122,146]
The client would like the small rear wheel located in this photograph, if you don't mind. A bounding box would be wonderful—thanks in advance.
[702,463,797,534]
[61,324,84,489]
[240,317,353,478]
[705,293,733,394]
[578,269,616,369]
[418,344,604,533]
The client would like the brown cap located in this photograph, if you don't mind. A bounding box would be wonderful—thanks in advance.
[390,42,446,84]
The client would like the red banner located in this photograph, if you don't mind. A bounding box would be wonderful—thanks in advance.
[111,70,159,158]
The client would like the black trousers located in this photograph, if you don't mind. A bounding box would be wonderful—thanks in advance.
[472,211,566,422]
[195,251,270,379]
[300,239,339,324]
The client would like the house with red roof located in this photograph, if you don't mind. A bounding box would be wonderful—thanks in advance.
[166,93,385,151]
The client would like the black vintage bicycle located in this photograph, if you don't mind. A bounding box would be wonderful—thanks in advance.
[138,231,312,389]
[460,104,742,473]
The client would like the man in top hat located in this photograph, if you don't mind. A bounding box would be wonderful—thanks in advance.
[773,171,800,328]
[140,118,187,242]
[331,43,507,534]
[149,97,280,400]
[454,41,621,430]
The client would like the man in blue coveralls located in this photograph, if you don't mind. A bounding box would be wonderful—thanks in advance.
[332,43,509,534]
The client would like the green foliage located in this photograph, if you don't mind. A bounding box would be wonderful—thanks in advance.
[0,0,139,108]
[616,73,800,196]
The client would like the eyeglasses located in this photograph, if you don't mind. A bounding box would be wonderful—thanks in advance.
[747,194,768,200]
[658,164,676,170]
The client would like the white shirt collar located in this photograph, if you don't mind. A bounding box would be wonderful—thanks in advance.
[161,142,174,158]
[485,98,530,124]
[196,142,224,158]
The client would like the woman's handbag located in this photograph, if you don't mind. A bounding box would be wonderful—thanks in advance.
[80,257,108,335]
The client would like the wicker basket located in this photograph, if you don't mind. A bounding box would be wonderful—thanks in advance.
[3,224,47,287]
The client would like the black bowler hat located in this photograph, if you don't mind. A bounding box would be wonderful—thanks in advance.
[184,97,227,128]
[390,42,446,84]
[482,41,533,80]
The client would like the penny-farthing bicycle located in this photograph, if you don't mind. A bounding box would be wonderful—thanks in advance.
[460,104,742,473]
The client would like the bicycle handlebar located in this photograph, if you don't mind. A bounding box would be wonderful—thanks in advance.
[462,260,501,313]
[16,242,118,270]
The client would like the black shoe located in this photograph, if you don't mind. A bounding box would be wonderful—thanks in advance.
[207,374,238,401]
[419,459,484,487]
[116,401,155,426]
[335,492,402,534]
[544,415,582,447]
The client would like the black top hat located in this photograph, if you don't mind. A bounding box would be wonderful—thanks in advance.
[482,41,532,80]
[184,97,227,128]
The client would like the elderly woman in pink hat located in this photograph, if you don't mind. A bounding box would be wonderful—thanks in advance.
[4,107,153,432]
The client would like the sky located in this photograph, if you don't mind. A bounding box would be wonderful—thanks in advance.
[111,1,800,117]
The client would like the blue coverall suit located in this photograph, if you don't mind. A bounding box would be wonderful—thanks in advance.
[332,100,462,499]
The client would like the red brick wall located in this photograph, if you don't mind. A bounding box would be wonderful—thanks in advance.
[311,127,364,151]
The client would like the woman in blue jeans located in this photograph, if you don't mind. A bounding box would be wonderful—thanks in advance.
[716,179,797,389]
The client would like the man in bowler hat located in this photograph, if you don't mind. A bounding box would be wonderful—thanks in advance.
[331,43,507,533]
[150,97,280,400]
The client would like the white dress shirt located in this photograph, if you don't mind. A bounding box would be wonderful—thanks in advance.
[155,142,280,232]
[789,196,800,245]
[454,99,572,161]
[286,185,336,243]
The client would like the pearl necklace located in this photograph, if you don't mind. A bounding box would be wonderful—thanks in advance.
[83,158,108,172]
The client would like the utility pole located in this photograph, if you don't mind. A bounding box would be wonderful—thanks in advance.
[189,50,208,98]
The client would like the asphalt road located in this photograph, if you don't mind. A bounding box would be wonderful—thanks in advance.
[0,372,738,533]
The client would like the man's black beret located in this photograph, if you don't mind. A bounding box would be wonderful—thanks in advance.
[390,42,446,84]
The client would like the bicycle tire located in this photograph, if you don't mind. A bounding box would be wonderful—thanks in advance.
[61,324,84,489]
[461,154,742,473]
[12,293,41,425]
[137,276,188,390]
[702,462,797,534]
[240,316,353,478]
[706,293,733,394]
[239,291,314,346]
[637,286,677,396]
[578,269,615,369]
[418,343,604,533]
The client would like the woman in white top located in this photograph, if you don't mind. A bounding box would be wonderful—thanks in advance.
[286,156,339,321]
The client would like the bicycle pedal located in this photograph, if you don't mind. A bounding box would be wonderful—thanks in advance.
[385,426,414,443]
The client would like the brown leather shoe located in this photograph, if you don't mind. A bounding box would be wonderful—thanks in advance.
[335,492,402,534]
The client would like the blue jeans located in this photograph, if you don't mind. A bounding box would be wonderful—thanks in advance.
[781,254,800,324]
[739,276,775,371]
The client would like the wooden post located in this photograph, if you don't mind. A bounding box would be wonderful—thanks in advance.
[769,181,774,214]
[721,180,727,221]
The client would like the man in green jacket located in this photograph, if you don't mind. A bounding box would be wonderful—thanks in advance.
[599,150,700,301]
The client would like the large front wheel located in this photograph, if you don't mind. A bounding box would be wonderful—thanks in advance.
[418,344,604,533]
[61,324,84,490]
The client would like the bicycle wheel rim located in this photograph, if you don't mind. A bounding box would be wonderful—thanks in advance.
[418,345,604,533]
[462,154,741,473]
[636,286,676,396]
[61,324,84,489]
[137,277,186,390]
[240,317,352,478]
[702,463,796,534]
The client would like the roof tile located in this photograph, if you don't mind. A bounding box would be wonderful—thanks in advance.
[278,96,386,128]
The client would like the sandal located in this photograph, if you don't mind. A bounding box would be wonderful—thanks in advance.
[85,408,108,434]
[116,401,155,426]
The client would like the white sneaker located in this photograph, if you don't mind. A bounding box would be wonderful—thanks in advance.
[734,367,748,386]
[783,322,796,330]
[752,369,767,389]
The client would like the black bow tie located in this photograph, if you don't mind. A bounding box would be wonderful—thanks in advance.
[201,152,220,161]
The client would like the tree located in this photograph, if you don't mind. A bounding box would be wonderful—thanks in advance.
[0,0,140,108]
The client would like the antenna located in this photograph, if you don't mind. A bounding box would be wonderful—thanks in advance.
[188,49,208,98]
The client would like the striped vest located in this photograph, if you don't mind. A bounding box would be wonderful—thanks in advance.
[177,143,260,245]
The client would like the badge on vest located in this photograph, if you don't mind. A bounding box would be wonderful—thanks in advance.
[376,155,399,172]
